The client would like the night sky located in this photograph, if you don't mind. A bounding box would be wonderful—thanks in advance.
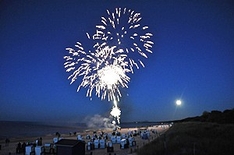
[1,0,234,124]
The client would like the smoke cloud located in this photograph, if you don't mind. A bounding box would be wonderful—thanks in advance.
[84,114,115,129]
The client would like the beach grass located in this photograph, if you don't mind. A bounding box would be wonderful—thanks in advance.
[137,122,234,155]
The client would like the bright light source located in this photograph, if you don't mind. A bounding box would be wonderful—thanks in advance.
[176,99,182,106]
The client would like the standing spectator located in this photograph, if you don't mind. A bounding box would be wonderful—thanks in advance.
[5,138,10,146]
[22,142,26,153]
[16,142,21,153]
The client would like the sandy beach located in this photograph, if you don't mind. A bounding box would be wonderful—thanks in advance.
[0,124,169,155]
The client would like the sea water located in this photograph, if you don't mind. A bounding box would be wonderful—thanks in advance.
[0,121,85,140]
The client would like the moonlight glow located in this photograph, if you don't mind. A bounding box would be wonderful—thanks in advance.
[64,7,154,124]
[176,100,182,106]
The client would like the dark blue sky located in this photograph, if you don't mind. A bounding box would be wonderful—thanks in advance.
[1,0,234,123]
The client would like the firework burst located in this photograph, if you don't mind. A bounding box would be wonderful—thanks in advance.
[64,45,131,101]
[64,8,154,124]
[93,8,154,72]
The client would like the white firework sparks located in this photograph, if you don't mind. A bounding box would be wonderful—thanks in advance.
[64,8,154,124]
[93,8,154,72]
[110,99,121,124]
[64,46,131,101]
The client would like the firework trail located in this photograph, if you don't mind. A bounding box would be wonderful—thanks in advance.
[64,8,154,124]
[110,97,121,124]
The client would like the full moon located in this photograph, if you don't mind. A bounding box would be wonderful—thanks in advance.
[176,99,182,106]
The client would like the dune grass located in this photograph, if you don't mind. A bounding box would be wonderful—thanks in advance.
[137,122,234,155]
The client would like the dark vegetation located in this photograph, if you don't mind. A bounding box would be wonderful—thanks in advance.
[179,109,234,124]
[137,108,234,155]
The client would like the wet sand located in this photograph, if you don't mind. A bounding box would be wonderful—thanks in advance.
[0,125,169,155]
